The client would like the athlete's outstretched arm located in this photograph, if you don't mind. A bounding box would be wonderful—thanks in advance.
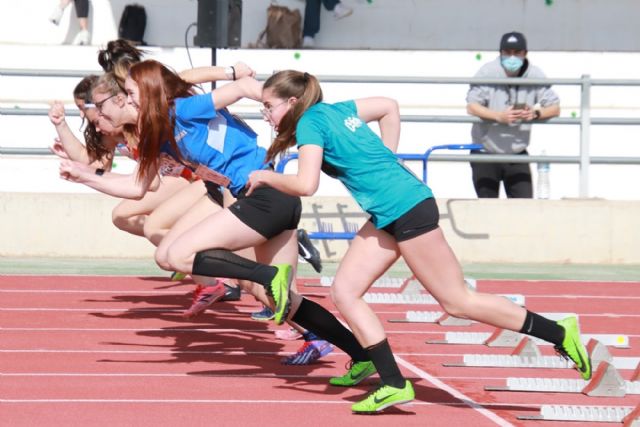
[49,101,92,164]
[179,62,255,85]
[246,144,324,197]
[355,97,401,153]
[210,76,263,109]
[59,159,159,199]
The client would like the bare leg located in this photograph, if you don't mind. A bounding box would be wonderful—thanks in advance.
[144,180,206,246]
[400,227,526,330]
[330,222,400,346]
[112,176,189,239]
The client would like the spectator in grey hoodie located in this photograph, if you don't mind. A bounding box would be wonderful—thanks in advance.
[466,31,560,198]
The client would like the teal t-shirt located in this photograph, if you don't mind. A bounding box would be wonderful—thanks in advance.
[296,100,433,228]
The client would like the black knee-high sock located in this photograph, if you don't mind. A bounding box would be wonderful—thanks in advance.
[366,339,405,389]
[192,249,277,287]
[519,310,565,346]
[291,298,368,362]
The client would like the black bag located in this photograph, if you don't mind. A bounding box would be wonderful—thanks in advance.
[118,4,147,45]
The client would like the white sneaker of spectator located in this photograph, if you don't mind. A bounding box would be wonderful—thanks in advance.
[302,36,315,48]
[333,2,353,19]
[72,30,91,45]
[49,5,64,25]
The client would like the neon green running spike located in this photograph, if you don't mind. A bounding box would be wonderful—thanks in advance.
[556,316,592,380]
[269,264,292,325]
[170,271,187,281]
[351,380,415,414]
[329,360,377,387]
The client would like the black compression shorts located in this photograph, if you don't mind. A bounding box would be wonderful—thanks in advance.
[380,197,439,242]
[228,185,301,239]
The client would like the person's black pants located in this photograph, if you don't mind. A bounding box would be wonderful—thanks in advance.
[470,150,532,198]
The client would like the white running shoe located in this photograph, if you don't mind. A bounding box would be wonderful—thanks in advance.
[49,5,64,25]
[302,36,315,48]
[333,3,353,20]
[72,30,91,45]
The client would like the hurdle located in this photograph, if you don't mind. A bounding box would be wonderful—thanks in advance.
[275,143,483,241]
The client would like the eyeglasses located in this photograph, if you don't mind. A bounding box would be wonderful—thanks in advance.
[260,101,287,119]
[92,94,118,112]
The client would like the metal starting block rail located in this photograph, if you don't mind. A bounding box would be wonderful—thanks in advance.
[365,292,525,305]
[427,329,630,348]
[517,404,640,425]
[390,311,574,325]
[446,339,640,370]
[484,362,640,397]
[485,362,640,397]
[314,276,406,288]
[448,353,640,371]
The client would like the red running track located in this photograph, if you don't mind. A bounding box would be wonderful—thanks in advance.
[1,275,639,426]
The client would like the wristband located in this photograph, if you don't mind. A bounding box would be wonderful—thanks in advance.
[95,168,105,176]
[534,109,541,120]
[231,65,236,81]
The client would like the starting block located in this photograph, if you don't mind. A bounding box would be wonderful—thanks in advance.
[428,329,631,349]
[444,339,639,370]
[485,362,640,396]
[517,404,640,424]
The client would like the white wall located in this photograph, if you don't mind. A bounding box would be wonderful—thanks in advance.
[2,0,640,50]
[2,193,638,264]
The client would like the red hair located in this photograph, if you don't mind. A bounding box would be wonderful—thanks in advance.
[129,60,194,181]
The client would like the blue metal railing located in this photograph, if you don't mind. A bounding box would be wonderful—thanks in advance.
[276,143,483,240]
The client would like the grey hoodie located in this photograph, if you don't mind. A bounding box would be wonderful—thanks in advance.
[466,56,559,154]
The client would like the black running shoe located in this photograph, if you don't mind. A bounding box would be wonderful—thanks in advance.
[297,229,322,273]
[221,283,241,302]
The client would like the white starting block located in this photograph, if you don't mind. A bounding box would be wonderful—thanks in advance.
[485,362,640,397]
[517,403,640,425]
[427,329,630,349]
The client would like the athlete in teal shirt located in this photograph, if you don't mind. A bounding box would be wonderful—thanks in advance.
[247,70,592,415]
[296,100,432,228]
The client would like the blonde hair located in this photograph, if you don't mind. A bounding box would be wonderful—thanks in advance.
[263,70,322,162]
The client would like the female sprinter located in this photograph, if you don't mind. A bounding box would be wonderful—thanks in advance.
[59,61,368,367]
[245,70,592,414]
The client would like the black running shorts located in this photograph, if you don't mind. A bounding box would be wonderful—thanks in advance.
[228,185,302,239]
[381,197,439,242]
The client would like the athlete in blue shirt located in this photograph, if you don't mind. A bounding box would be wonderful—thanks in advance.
[60,60,372,368]
[246,70,592,414]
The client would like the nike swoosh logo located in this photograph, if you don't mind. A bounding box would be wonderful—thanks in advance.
[349,370,369,382]
[374,391,398,404]
[298,243,312,260]
[572,337,588,372]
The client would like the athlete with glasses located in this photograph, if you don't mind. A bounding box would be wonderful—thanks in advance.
[60,60,372,367]
[245,69,592,414]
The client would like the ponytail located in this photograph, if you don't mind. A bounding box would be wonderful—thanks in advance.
[263,70,322,162]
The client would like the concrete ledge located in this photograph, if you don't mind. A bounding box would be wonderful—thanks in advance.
[1,192,638,264]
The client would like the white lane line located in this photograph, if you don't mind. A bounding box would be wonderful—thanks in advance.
[0,398,543,409]
[1,327,639,338]
[0,290,182,293]
[396,355,515,427]
[1,290,640,300]
[0,372,583,383]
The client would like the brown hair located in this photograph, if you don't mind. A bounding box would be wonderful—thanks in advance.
[74,75,112,163]
[97,39,145,89]
[128,60,194,181]
[91,72,139,159]
[262,70,322,162]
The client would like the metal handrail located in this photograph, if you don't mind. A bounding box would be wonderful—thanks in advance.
[3,70,640,196]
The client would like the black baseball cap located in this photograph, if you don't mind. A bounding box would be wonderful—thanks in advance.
[500,31,527,51]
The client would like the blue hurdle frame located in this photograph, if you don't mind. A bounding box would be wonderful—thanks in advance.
[275,143,483,240]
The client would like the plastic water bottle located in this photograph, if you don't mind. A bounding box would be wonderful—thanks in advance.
[536,151,550,199]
